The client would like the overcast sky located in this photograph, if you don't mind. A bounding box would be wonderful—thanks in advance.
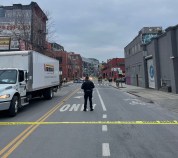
[1,0,178,62]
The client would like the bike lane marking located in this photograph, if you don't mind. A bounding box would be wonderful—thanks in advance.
[102,125,108,132]
[96,88,107,111]
[102,143,111,156]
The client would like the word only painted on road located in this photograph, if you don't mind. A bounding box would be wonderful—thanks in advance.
[59,104,96,112]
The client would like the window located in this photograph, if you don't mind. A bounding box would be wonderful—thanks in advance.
[118,62,125,67]
[0,70,17,84]
[19,70,24,82]
[134,45,137,53]
[132,47,135,54]
[0,8,5,17]
[56,57,62,63]
[137,44,140,52]
[138,65,141,72]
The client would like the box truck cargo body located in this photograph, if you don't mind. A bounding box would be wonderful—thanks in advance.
[0,51,60,116]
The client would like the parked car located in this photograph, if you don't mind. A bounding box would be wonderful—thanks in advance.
[73,78,84,83]
[98,76,102,83]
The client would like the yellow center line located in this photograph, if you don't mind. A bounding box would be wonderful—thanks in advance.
[0,88,79,158]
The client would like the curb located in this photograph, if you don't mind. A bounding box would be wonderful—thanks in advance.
[126,92,154,104]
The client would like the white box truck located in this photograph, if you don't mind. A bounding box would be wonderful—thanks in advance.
[0,51,60,116]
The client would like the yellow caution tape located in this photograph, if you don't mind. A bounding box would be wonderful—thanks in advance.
[0,121,178,125]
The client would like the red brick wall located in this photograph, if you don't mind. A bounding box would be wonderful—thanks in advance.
[102,58,125,80]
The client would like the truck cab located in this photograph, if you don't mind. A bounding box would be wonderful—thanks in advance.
[0,68,28,116]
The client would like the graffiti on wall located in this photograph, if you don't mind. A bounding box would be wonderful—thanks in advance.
[0,9,31,50]
[142,34,158,44]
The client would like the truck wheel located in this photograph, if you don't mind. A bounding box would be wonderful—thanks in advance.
[43,88,53,100]
[9,96,19,117]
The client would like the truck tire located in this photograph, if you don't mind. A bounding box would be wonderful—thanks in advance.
[9,96,19,117]
[43,88,53,100]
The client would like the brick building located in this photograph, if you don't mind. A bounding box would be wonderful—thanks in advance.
[69,52,83,79]
[51,43,64,51]
[53,51,73,81]
[102,58,125,81]
[46,42,83,81]
[0,2,47,52]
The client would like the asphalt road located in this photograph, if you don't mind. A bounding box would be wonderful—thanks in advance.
[1,81,178,158]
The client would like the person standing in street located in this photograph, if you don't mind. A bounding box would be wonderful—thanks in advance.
[81,76,95,111]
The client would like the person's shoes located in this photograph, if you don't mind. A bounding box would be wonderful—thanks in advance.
[90,109,94,111]
[83,109,87,112]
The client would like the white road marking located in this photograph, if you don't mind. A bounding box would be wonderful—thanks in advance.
[103,114,107,119]
[73,96,83,99]
[93,104,96,109]
[59,104,70,112]
[96,88,107,111]
[59,104,97,112]
[124,98,146,105]
[69,104,80,111]
[102,125,108,132]
[80,104,84,111]
[102,143,110,157]
[80,104,96,111]
[129,100,146,105]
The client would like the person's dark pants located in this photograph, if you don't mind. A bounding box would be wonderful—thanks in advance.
[84,91,93,110]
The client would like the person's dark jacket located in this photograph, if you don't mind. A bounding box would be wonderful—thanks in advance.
[81,80,95,93]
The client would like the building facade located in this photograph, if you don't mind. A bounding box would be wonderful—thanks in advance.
[144,25,178,93]
[88,58,100,77]
[69,52,82,79]
[53,50,83,81]
[125,25,178,94]
[102,58,125,81]
[51,43,64,51]
[124,27,162,87]
[53,50,73,81]
[82,57,99,77]
[0,2,47,52]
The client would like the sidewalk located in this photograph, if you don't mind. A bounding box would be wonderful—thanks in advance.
[111,82,178,113]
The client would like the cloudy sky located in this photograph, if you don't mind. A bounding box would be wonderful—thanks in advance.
[1,0,178,62]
